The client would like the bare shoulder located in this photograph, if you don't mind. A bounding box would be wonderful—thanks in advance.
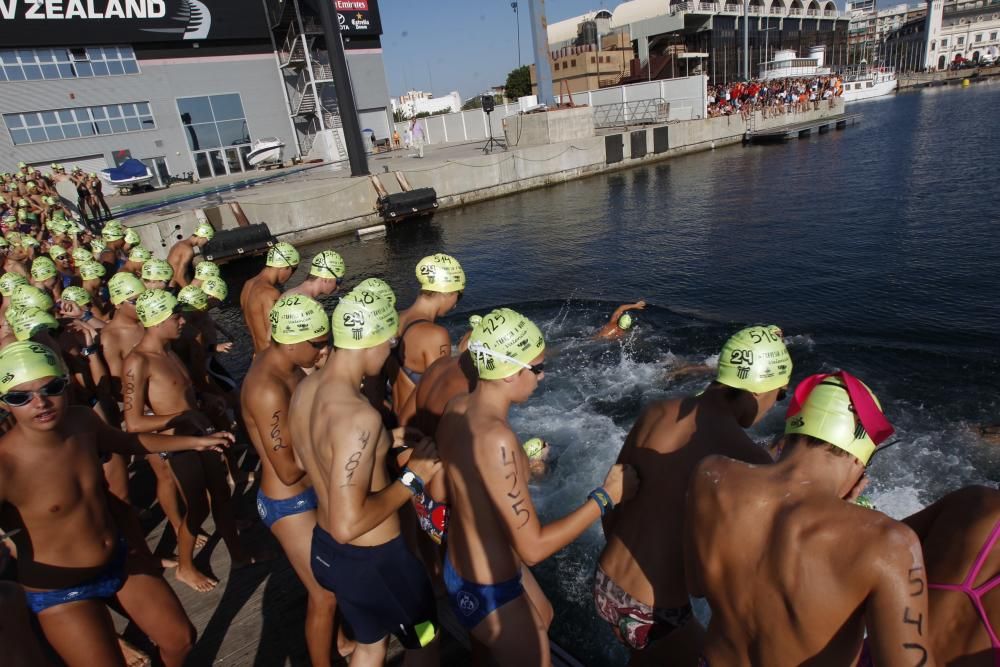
[474,417,519,463]
[244,371,289,415]
[122,347,149,371]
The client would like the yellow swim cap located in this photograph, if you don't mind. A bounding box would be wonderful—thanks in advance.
[269,294,329,345]
[129,246,153,263]
[141,259,174,282]
[266,242,300,268]
[194,261,220,281]
[124,228,141,246]
[102,222,125,241]
[618,313,634,330]
[6,306,59,341]
[0,236,8,249]
[0,341,66,395]
[416,254,465,293]
[108,272,146,305]
[60,286,91,306]
[716,325,792,394]
[355,277,396,307]
[135,289,180,328]
[332,290,398,350]
[0,272,29,297]
[20,236,39,249]
[90,238,107,255]
[468,308,545,380]
[523,437,547,459]
[177,285,209,312]
[79,261,107,281]
[30,257,58,281]
[193,222,215,240]
[5,232,22,246]
[49,245,68,261]
[71,247,93,264]
[309,250,346,280]
[785,374,891,466]
[201,277,228,302]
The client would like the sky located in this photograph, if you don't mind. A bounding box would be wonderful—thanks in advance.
[378,0,615,101]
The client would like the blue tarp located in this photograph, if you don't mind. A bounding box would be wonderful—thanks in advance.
[102,159,151,183]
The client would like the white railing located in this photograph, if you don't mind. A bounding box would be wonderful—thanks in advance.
[698,2,718,10]
[671,2,691,13]
[790,7,802,14]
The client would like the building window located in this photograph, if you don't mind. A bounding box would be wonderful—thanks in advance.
[941,38,949,46]
[0,46,139,82]
[958,36,965,45]
[4,102,154,145]
[591,56,596,63]
[554,62,560,70]
[571,59,577,67]
[975,33,983,42]
[176,94,251,152]
[991,32,997,40]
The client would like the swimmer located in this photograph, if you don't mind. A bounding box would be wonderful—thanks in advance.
[904,485,1000,666]
[242,294,354,664]
[285,249,345,299]
[0,341,231,667]
[596,325,792,665]
[976,424,1000,445]
[240,242,300,353]
[686,371,931,667]
[120,246,152,278]
[522,437,552,479]
[595,300,646,340]
[437,308,638,666]
[189,259,220,289]
[166,223,214,288]
[291,289,442,667]
[391,253,466,413]
[141,259,174,291]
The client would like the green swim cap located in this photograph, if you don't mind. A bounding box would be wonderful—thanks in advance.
[129,246,153,263]
[332,290,398,350]
[90,238,107,256]
[141,259,174,282]
[17,199,28,208]
[618,313,633,330]
[193,222,215,240]
[135,289,180,328]
[49,245,68,261]
[784,375,888,466]
[716,325,792,394]
[26,182,36,190]
[523,437,547,459]
[194,261,220,281]
[0,272,29,297]
[416,253,465,293]
[1,216,14,227]
[177,285,209,312]
[6,306,59,341]
[124,228,141,246]
[201,277,228,302]
[60,285,91,306]
[355,277,396,307]
[108,272,146,305]
[102,222,125,241]
[309,250,345,280]
[854,495,876,510]
[20,236,39,249]
[270,294,329,345]
[0,341,66,395]
[0,236,8,249]
[30,257,58,281]
[266,242,300,268]
[79,261,107,281]
[468,308,545,381]
[70,247,92,264]
[10,285,54,312]
[469,315,482,328]
[4,233,21,246]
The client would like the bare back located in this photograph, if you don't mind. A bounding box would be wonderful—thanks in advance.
[166,240,195,287]
[100,315,145,389]
[240,277,280,353]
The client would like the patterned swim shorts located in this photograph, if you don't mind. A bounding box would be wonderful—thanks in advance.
[592,565,693,651]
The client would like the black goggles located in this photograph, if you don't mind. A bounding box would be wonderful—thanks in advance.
[1,376,69,407]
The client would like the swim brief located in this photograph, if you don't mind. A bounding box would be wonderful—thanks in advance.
[413,491,449,545]
[593,565,693,651]
[23,538,127,614]
[443,552,524,631]
[256,487,318,530]
[311,526,437,648]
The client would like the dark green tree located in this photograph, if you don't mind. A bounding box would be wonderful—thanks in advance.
[504,65,532,100]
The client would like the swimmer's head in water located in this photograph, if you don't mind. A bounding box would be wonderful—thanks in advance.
[468,308,546,381]
[194,261,221,281]
[79,261,106,282]
[101,222,125,242]
[716,325,792,394]
[415,254,465,293]
[0,273,29,297]
[6,306,58,341]
[332,290,398,350]
[266,242,300,269]
[523,437,549,460]
[310,250,346,280]
[355,277,396,307]
[201,277,228,302]
[72,247,93,264]
[30,257,57,282]
[193,223,215,241]
[784,372,894,466]
[141,259,174,283]
[124,228,141,247]
[108,272,146,305]
[60,286,91,307]
[0,341,67,396]
[618,313,634,331]
[136,289,181,328]
[177,285,209,312]
[128,246,152,264]
[12,286,54,314]
[270,294,330,345]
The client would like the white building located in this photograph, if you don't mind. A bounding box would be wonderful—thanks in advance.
[929,0,1000,67]
[391,90,462,119]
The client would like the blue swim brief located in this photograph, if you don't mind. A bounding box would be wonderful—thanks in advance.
[256,487,318,530]
[443,552,524,631]
[23,538,128,615]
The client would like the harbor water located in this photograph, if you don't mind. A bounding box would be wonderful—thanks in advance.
[215,81,1000,665]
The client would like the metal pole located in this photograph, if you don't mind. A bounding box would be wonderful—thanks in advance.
[512,2,522,68]
[528,0,554,106]
[316,0,368,176]
[744,0,750,79]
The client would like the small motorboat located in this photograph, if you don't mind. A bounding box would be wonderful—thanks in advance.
[246,138,285,167]
[100,159,155,194]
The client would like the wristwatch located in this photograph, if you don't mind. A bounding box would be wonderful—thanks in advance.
[399,467,425,496]
[81,343,99,357]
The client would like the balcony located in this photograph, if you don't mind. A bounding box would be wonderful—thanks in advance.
[790,8,802,15]
[670,2,691,14]
[724,3,740,11]
[824,9,836,15]
[807,8,818,15]
[698,2,718,10]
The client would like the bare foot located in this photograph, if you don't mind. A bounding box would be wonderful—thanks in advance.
[195,532,210,550]
[175,566,219,593]
[118,637,151,667]
[161,557,178,569]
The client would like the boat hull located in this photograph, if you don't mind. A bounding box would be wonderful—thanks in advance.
[842,77,898,102]
[247,142,284,166]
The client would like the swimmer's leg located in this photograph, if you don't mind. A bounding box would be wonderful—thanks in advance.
[37,598,126,667]
[348,637,388,667]
[522,567,554,631]
[167,451,217,592]
[115,567,194,667]
[0,582,53,666]
[200,451,263,565]
[471,593,549,667]
[147,454,184,537]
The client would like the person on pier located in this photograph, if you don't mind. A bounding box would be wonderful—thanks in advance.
[166,222,214,288]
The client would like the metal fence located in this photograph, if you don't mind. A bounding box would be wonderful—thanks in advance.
[594,99,671,128]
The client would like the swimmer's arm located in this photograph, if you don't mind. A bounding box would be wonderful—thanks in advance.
[326,416,411,544]
[485,431,600,567]
[246,386,304,486]
[421,326,451,369]
[396,385,418,427]
[601,430,638,537]
[120,355,185,433]
[865,523,938,667]
[86,408,231,455]
[167,251,189,288]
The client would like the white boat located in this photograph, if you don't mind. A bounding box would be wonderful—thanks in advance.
[246,138,285,167]
[100,159,155,194]
[760,47,831,80]
[840,65,898,102]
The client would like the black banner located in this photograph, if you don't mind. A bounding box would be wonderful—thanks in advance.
[0,0,269,46]
[334,0,381,36]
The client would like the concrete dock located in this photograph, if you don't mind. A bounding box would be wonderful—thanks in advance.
[746,112,862,144]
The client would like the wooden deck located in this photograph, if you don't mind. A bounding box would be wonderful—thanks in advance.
[745,113,863,144]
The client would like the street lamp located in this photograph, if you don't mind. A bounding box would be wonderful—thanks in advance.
[512,2,521,68]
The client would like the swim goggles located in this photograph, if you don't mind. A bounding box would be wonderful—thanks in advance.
[1,376,69,407]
